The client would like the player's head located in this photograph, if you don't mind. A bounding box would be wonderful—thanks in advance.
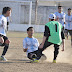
[68,8,71,15]
[27,27,34,37]
[49,14,56,21]
[2,7,12,17]
[58,6,62,13]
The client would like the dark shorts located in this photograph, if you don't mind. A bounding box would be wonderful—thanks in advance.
[65,29,72,35]
[0,34,8,43]
[27,50,38,60]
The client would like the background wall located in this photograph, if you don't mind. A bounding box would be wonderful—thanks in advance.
[0,0,72,32]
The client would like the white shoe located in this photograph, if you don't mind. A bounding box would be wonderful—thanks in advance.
[0,56,8,61]
[40,54,47,61]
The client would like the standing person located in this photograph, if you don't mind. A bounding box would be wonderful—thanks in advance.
[65,8,72,46]
[0,7,12,61]
[37,14,65,63]
[54,6,65,27]
[23,27,39,62]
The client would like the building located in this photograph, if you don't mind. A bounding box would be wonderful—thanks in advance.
[0,0,72,32]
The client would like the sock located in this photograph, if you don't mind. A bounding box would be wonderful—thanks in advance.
[2,44,9,56]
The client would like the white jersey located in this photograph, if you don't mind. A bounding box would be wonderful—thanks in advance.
[7,17,10,22]
[23,37,39,55]
[0,15,7,36]
[54,12,65,26]
[65,14,72,30]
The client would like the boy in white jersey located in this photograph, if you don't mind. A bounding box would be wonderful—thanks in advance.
[23,27,39,62]
[65,8,72,46]
[0,7,12,61]
[54,6,65,27]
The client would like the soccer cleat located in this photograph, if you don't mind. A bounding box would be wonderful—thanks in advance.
[30,60,33,63]
[0,56,8,61]
[53,60,56,63]
[30,58,39,63]
[33,59,39,63]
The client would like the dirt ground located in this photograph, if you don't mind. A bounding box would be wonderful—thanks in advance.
[0,32,72,72]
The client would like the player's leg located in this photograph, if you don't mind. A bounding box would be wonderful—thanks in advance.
[0,36,10,61]
[68,30,72,46]
[71,36,72,47]
[37,40,53,60]
[28,52,37,60]
[53,44,59,63]
[64,29,68,39]
[0,36,4,46]
[28,52,39,62]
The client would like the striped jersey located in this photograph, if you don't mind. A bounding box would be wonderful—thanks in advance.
[0,15,7,36]
[23,37,39,55]
[54,12,65,26]
[65,14,72,30]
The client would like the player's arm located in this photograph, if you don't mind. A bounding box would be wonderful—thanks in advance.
[0,20,3,27]
[23,39,28,52]
[61,28,65,51]
[54,13,59,21]
[64,13,66,24]
[23,48,28,52]
[39,26,50,48]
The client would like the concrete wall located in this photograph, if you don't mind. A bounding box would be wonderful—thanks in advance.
[9,23,44,32]
[0,0,72,32]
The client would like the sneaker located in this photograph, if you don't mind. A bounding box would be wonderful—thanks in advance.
[53,60,56,63]
[33,59,39,63]
[30,58,39,63]
[30,59,33,63]
[0,56,8,61]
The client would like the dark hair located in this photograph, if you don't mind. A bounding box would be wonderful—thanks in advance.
[51,19,54,21]
[68,8,71,10]
[27,27,33,31]
[58,6,62,9]
[2,7,11,15]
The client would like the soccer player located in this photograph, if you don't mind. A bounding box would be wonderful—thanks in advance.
[65,8,72,46]
[0,7,12,61]
[23,27,39,62]
[54,6,65,27]
[37,14,65,63]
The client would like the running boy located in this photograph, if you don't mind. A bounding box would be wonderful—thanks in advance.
[0,7,12,61]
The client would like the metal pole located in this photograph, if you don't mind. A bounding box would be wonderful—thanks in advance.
[29,1,32,27]
[35,0,39,25]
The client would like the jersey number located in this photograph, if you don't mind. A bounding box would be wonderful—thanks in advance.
[55,24,57,32]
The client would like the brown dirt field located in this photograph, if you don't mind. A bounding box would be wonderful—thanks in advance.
[0,32,72,72]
